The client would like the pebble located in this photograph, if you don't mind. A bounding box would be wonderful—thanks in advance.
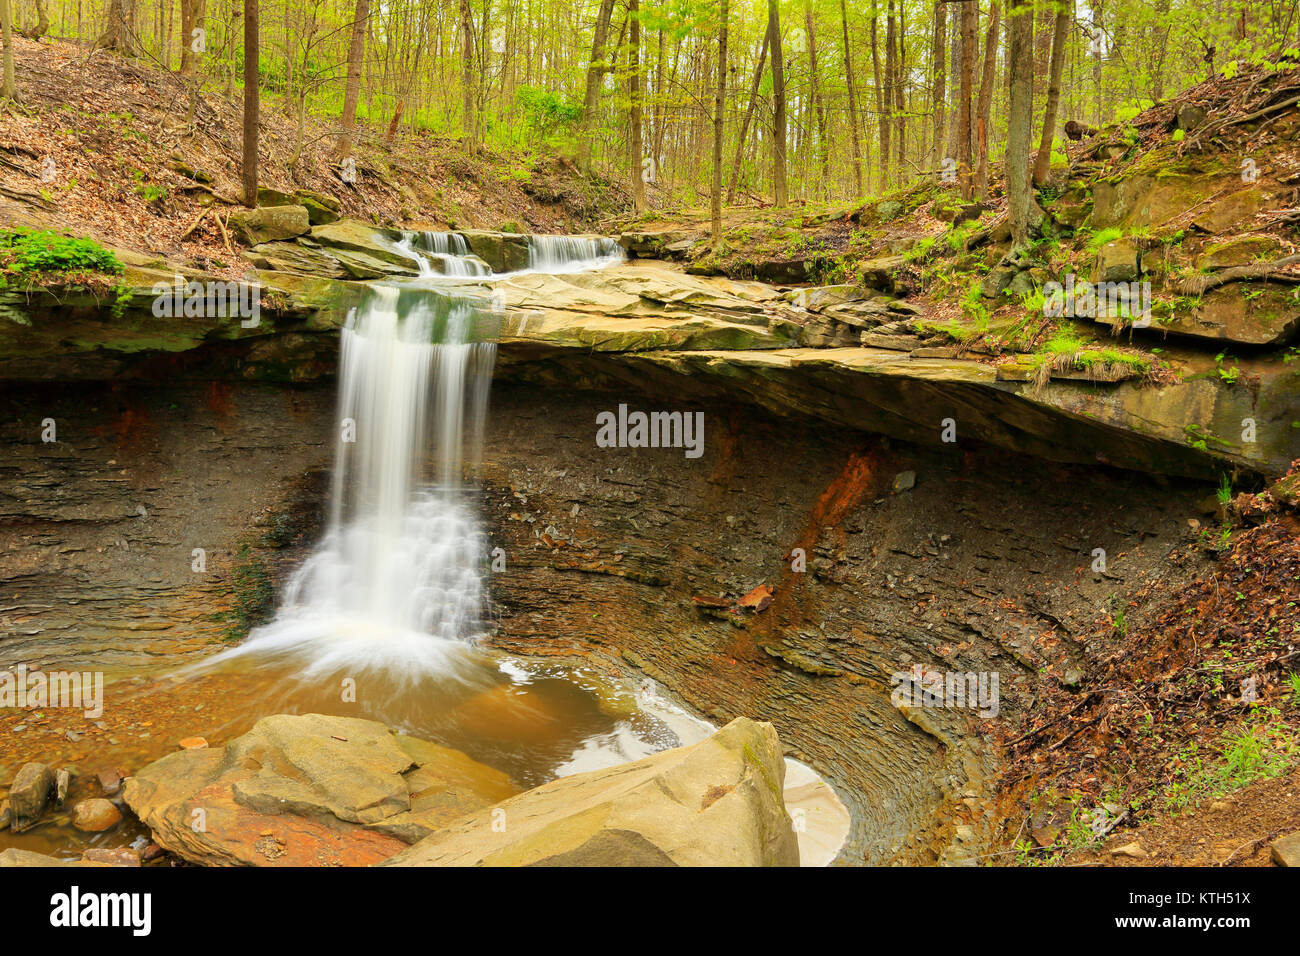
[178,736,208,749]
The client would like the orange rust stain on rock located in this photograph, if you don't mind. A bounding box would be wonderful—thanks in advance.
[801,448,879,547]
[758,447,882,636]
[204,381,234,424]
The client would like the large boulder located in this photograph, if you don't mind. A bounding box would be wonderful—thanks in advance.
[257,187,341,225]
[459,230,530,272]
[381,717,800,867]
[1093,237,1142,283]
[228,205,312,246]
[123,713,518,866]
[308,220,418,269]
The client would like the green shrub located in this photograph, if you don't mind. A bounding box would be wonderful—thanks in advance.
[0,228,124,278]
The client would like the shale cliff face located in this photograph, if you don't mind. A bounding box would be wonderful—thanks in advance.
[0,369,1212,863]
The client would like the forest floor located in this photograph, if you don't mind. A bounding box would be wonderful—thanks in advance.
[0,36,630,279]
[989,490,1300,867]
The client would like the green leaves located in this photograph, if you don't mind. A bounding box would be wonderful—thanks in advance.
[0,228,123,278]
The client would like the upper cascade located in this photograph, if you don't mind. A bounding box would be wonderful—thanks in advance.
[525,235,624,273]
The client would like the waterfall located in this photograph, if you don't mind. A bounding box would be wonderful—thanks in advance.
[395,231,492,277]
[526,235,623,272]
[204,285,497,682]
[191,229,623,685]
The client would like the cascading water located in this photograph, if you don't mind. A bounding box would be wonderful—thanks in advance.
[195,285,498,686]
[526,235,623,272]
[394,230,492,277]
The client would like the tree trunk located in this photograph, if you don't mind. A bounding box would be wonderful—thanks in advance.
[871,10,887,191]
[578,0,616,171]
[974,0,1000,197]
[712,0,728,244]
[629,0,645,210]
[839,0,863,195]
[727,30,769,202]
[99,0,140,53]
[804,0,829,194]
[1033,0,1070,185]
[957,0,976,199]
[20,0,48,39]
[459,0,474,147]
[929,0,947,169]
[336,0,369,157]
[1091,0,1103,126]
[767,0,787,207]
[885,0,897,188]
[1006,0,1041,250]
[0,0,14,100]
[893,0,905,179]
[179,0,200,75]
[242,0,258,207]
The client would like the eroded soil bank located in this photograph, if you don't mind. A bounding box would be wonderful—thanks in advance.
[0,375,1213,863]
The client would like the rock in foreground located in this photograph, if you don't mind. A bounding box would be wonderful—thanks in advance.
[382,717,800,867]
[123,713,518,866]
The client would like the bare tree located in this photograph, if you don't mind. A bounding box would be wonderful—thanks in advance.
[727,30,769,202]
[20,0,49,39]
[767,0,787,207]
[0,0,14,100]
[578,0,616,171]
[957,0,976,198]
[336,0,370,157]
[1006,0,1042,250]
[99,0,141,53]
[459,0,475,147]
[242,0,259,207]
[179,0,206,75]
[974,0,1000,196]
[804,0,829,193]
[629,0,645,209]
[1033,0,1071,185]
[840,0,864,195]
[929,0,947,169]
[712,0,729,243]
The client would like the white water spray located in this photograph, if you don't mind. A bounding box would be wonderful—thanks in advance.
[202,286,497,683]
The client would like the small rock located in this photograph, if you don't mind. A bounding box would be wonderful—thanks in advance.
[81,847,140,867]
[892,471,917,493]
[0,801,10,830]
[97,770,122,795]
[178,736,209,750]
[141,843,165,862]
[72,798,123,832]
[8,763,54,832]
[1176,103,1207,131]
[1271,830,1300,867]
[55,768,71,805]
[1113,841,1149,859]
